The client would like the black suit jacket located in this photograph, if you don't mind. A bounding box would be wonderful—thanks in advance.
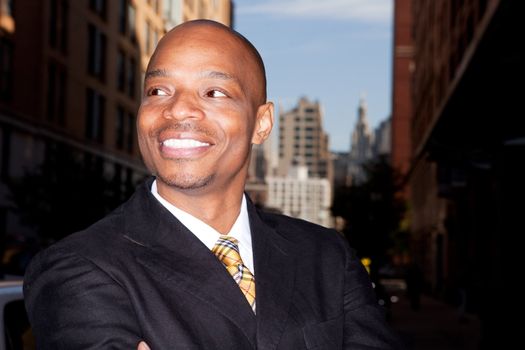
[24,179,403,349]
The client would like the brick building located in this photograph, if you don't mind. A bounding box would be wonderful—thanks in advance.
[391,0,413,198]
[406,0,524,346]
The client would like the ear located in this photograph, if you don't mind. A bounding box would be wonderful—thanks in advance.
[251,102,274,145]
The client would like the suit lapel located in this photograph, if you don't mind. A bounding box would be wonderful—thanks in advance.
[122,180,257,346]
[249,203,297,350]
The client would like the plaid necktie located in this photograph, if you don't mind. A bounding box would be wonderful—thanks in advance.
[212,235,256,313]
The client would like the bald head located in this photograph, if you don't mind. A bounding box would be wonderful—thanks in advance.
[148,19,267,105]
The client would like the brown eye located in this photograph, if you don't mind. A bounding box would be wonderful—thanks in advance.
[149,88,168,96]
[206,89,227,98]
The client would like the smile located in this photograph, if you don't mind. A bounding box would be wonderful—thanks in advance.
[162,138,211,149]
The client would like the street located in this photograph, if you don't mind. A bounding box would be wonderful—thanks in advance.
[389,294,481,350]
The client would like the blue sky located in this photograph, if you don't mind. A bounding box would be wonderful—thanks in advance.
[233,0,393,152]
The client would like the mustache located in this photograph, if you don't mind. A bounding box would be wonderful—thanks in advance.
[150,122,216,139]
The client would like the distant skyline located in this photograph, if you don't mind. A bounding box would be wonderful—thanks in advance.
[233,0,393,152]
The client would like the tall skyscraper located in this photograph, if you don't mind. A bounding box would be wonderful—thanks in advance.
[277,97,332,182]
[347,98,373,185]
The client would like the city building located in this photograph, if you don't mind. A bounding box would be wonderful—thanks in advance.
[164,0,232,30]
[391,0,413,198]
[406,0,524,346]
[245,142,271,207]
[331,151,350,190]
[347,98,373,185]
[372,117,391,159]
[277,97,332,182]
[267,162,332,228]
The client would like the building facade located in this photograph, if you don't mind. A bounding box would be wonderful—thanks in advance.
[164,0,232,30]
[407,0,524,346]
[347,98,373,185]
[277,97,332,181]
[267,163,332,228]
[391,0,413,198]
[372,118,391,159]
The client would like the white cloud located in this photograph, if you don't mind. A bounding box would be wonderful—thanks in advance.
[236,0,392,22]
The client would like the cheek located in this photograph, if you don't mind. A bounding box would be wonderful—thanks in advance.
[137,106,160,139]
[136,110,158,154]
[220,114,254,144]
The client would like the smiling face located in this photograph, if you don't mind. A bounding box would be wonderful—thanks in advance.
[138,21,273,199]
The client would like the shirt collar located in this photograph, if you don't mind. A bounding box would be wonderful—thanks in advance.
[150,179,252,254]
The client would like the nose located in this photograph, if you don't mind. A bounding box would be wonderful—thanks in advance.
[163,90,204,121]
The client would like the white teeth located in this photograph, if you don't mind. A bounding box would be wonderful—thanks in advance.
[162,138,210,148]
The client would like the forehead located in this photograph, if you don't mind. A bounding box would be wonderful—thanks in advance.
[148,26,255,73]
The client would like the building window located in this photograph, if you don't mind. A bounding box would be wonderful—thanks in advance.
[128,3,136,41]
[153,28,159,50]
[86,88,105,143]
[126,112,135,152]
[116,107,134,153]
[117,50,125,91]
[145,20,151,54]
[49,0,68,53]
[116,106,125,149]
[46,61,67,125]
[127,57,136,98]
[117,51,136,98]
[118,0,127,34]
[89,0,106,19]
[0,38,13,101]
[87,24,106,80]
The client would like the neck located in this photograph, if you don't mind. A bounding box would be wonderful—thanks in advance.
[156,180,245,234]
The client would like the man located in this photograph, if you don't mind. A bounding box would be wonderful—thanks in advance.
[24,20,403,349]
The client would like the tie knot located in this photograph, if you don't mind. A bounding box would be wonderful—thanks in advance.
[212,236,242,267]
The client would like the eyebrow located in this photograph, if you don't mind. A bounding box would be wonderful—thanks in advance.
[144,68,169,80]
[144,68,239,84]
[200,70,236,82]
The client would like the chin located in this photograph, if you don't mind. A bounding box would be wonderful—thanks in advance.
[157,173,215,191]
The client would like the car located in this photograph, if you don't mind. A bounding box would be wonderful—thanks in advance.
[0,280,34,350]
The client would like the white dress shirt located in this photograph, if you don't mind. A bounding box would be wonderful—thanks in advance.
[151,180,255,274]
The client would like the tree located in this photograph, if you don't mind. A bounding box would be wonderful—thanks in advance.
[332,156,406,273]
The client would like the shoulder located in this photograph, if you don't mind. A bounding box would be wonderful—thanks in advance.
[256,208,352,258]
[24,182,149,288]
[24,205,125,282]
